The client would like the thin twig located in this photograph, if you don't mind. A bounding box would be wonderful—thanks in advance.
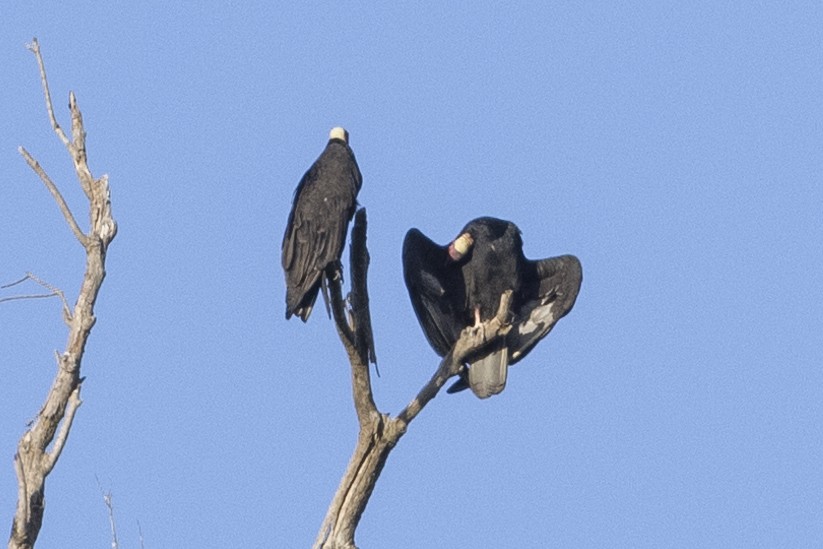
[26,272,71,316]
[0,273,72,321]
[0,294,60,304]
[95,476,119,549]
[25,38,70,148]
[19,146,87,245]
[106,494,119,549]
[2,276,30,289]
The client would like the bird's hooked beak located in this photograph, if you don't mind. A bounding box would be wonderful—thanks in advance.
[448,233,474,261]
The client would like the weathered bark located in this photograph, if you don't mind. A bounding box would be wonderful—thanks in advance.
[314,209,513,548]
[8,39,116,549]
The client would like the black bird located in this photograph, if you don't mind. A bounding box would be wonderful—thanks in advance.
[282,127,362,321]
[403,217,582,398]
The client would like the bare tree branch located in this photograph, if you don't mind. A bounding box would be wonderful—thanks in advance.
[328,269,356,355]
[11,455,28,544]
[1,276,30,289]
[314,210,513,549]
[333,209,378,428]
[0,294,61,305]
[348,209,376,368]
[105,493,120,549]
[1,273,72,320]
[18,147,87,245]
[43,384,82,474]
[25,39,70,149]
[8,39,117,549]
[397,290,512,427]
[96,477,120,549]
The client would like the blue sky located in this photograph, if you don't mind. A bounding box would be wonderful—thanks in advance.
[1,2,821,547]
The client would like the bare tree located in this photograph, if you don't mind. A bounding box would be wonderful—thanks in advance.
[313,210,520,549]
[7,39,116,549]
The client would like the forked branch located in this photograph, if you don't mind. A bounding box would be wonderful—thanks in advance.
[8,39,117,549]
[314,215,513,549]
[0,273,71,319]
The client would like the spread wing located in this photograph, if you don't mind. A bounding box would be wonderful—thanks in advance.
[402,228,466,356]
[508,254,582,364]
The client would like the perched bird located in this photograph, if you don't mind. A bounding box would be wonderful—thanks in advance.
[282,127,362,321]
[403,217,582,398]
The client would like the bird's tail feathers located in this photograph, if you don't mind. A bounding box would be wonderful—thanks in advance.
[467,345,509,399]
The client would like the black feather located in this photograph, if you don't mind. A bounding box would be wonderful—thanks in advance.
[282,132,362,321]
[402,217,582,398]
[402,229,466,355]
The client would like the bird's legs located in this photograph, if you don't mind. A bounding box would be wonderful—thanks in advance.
[468,306,487,342]
[321,261,344,319]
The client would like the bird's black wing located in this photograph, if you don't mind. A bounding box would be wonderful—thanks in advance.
[508,254,582,365]
[282,142,360,320]
[402,229,466,356]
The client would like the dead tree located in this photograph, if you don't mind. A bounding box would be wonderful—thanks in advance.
[313,209,516,549]
[7,39,116,549]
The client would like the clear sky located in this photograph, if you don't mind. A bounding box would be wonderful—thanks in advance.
[1,2,821,548]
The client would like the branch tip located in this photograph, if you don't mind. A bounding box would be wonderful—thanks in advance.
[25,38,39,54]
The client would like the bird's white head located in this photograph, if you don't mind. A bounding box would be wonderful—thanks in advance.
[329,127,349,143]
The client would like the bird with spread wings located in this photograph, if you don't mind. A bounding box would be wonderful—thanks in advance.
[403,217,582,398]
